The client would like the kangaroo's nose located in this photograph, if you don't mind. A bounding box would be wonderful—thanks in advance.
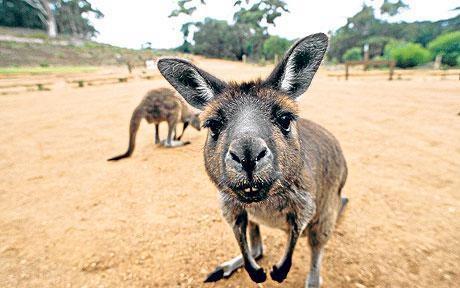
[226,137,271,177]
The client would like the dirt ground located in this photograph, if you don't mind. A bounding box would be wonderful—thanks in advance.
[1,59,459,288]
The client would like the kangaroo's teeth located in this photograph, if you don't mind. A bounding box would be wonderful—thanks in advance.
[244,188,251,193]
[252,187,258,192]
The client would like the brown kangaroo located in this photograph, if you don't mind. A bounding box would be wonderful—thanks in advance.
[158,33,348,287]
[108,88,201,161]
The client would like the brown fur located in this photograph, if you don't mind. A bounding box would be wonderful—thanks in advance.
[108,88,199,161]
[157,33,347,287]
[200,84,347,286]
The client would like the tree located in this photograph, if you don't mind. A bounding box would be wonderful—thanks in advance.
[262,35,290,60]
[53,0,103,38]
[192,18,244,59]
[380,0,409,17]
[169,0,205,17]
[232,0,288,58]
[0,0,103,39]
[0,0,44,30]
[22,0,57,37]
[329,3,460,63]
[170,0,289,59]
[428,31,460,66]
[233,0,289,28]
[342,47,362,61]
[328,5,381,61]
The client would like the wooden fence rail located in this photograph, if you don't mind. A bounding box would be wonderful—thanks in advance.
[345,60,395,80]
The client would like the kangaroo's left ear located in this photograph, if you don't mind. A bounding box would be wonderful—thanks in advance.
[263,33,328,99]
[157,58,227,110]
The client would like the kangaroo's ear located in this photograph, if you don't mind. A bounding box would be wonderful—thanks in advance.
[157,58,228,110]
[263,33,328,99]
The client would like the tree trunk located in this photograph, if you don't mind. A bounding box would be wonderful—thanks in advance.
[41,0,57,38]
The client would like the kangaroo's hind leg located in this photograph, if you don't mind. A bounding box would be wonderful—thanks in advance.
[306,192,348,287]
[204,221,263,282]
[154,123,160,144]
[161,118,190,147]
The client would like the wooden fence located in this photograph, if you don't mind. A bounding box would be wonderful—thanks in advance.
[345,60,396,80]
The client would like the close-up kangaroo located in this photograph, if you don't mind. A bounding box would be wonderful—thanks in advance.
[108,88,201,161]
[158,33,348,287]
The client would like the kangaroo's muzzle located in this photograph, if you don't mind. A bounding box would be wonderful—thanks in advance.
[224,136,274,203]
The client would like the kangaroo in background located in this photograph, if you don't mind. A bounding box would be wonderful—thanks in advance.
[158,33,348,287]
[108,88,201,161]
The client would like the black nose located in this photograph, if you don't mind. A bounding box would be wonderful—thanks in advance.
[226,137,270,176]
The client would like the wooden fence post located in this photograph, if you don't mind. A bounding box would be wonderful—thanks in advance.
[345,63,349,80]
[389,61,395,81]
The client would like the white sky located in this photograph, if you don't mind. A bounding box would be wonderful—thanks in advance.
[89,0,459,49]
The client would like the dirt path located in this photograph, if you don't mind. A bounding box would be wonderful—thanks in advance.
[0,59,459,287]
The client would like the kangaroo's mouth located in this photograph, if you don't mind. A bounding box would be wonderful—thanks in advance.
[231,182,271,203]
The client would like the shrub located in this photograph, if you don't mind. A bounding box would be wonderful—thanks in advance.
[384,41,431,68]
[342,47,362,62]
[427,31,460,67]
[262,36,291,61]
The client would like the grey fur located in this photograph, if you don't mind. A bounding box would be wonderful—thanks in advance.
[108,88,200,161]
[158,33,348,287]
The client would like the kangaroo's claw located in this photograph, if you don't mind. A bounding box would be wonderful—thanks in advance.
[204,266,224,282]
[247,266,267,283]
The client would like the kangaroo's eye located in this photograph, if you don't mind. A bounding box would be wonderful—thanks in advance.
[277,114,293,134]
[204,119,223,140]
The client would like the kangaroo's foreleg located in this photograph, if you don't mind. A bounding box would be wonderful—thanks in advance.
[232,212,266,283]
[154,123,160,144]
[270,212,301,283]
[108,108,143,161]
[204,220,263,282]
[173,125,178,140]
[177,121,189,141]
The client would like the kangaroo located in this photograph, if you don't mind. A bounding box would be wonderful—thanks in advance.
[108,88,201,161]
[158,33,348,287]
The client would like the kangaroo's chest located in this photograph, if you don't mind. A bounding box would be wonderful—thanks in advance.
[244,189,316,232]
[246,205,290,230]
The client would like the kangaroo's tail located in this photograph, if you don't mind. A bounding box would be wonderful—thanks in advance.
[108,108,143,161]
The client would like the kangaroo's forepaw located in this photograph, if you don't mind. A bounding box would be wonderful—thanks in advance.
[204,266,224,282]
[247,266,266,283]
[270,261,292,283]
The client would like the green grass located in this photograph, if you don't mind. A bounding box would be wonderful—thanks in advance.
[0,27,174,67]
[0,66,99,75]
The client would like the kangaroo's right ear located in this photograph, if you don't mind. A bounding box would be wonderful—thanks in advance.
[157,58,228,110]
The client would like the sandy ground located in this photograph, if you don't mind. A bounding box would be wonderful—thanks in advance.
[0,59,459,288]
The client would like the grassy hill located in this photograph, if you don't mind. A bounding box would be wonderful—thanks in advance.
[0,27,167,67]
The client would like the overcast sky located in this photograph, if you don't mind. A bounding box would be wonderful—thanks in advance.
[89,0,459,49]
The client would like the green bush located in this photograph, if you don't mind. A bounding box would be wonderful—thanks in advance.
[342,47,362,62]
[384,41,431,68]
[427,31,460,67]
[262,36,291,61]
